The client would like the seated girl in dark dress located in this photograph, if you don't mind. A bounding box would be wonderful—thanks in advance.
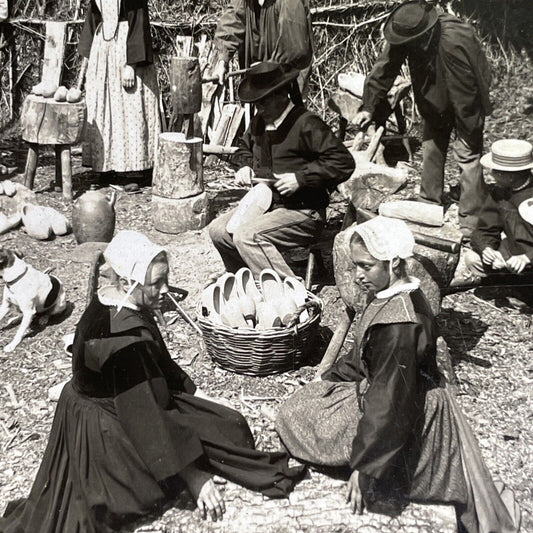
[0,230,304,533]
[276,217,520,533]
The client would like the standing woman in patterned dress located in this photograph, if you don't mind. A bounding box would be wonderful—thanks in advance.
[78,0,160,181]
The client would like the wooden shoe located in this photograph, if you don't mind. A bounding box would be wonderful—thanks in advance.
[255,301,282,330]
[259,269,284,303]
[221,298,249,328]
[0,211,21,234]
[201,283,223,324]
[235,267,263,303]
[218,272,239,303]
[226,184,272,234]
[284,277,309,322]
[44,207,71,236]
[21,204,53,240]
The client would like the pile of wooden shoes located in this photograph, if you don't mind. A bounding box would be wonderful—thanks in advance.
[20,204,71,240]
[201,268,310,330]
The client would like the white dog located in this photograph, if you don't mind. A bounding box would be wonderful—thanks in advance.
[0,249,67,352]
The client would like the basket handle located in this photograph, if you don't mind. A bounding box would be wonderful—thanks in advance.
[286,299,321,330]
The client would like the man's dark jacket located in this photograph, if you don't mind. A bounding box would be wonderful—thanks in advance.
[362,13,491,146]
[234,106,355,210]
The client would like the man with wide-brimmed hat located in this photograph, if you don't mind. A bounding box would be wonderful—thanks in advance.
[213,0,313,95]
[209,62,355,279]
[463,139,533,278]
[354,1,492,239]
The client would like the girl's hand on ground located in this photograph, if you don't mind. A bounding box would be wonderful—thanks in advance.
[197,478,226,521]
[506,254,530,274]
[122,65,135,89]
[346,470,364,515]
[181,466,226,521]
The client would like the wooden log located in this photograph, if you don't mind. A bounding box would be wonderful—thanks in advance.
[316,306,356,375]
[379,200,444,227]
[153,132,203,199]
[203,144,238,155]
[23,143,39,190]
[21,95,86,145]
[152,192,208,234]
[170,56,202,116]
[42,22,67,89]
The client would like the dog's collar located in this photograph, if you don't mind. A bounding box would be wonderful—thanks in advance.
[4,257,29,287]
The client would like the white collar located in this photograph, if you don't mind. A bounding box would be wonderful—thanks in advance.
[98,285,140,311]
[265,102,295,131]
[376,276,420,299]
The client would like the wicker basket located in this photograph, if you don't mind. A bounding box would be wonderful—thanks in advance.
[197,291,322,376]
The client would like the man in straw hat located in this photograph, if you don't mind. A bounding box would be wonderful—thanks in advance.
[463,139,533,278]
[209,62,355,279]
[354,1,492,239]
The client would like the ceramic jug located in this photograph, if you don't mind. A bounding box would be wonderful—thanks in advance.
[72,188,116,244]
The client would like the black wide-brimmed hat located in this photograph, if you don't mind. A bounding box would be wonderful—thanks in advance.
[383,1,438,46]
[238,62,299,103]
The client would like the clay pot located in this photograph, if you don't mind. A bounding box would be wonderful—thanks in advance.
[72,189,116,244]
[21,204,53,240]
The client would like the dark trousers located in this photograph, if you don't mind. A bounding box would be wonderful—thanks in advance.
[419,120,487,236]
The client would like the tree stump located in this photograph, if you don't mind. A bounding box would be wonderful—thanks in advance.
[21,95,86,145]
[152,192,208,234]
[153,133,203,198]
[21,94,86,200]
[152,132,208,234]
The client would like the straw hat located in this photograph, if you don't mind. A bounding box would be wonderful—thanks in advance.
[383,1,438,46]
[238,62,299,103]
[480,139,533,172]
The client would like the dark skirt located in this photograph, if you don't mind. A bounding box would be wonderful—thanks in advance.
[1,382,304,533]
[276,381,520,533]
